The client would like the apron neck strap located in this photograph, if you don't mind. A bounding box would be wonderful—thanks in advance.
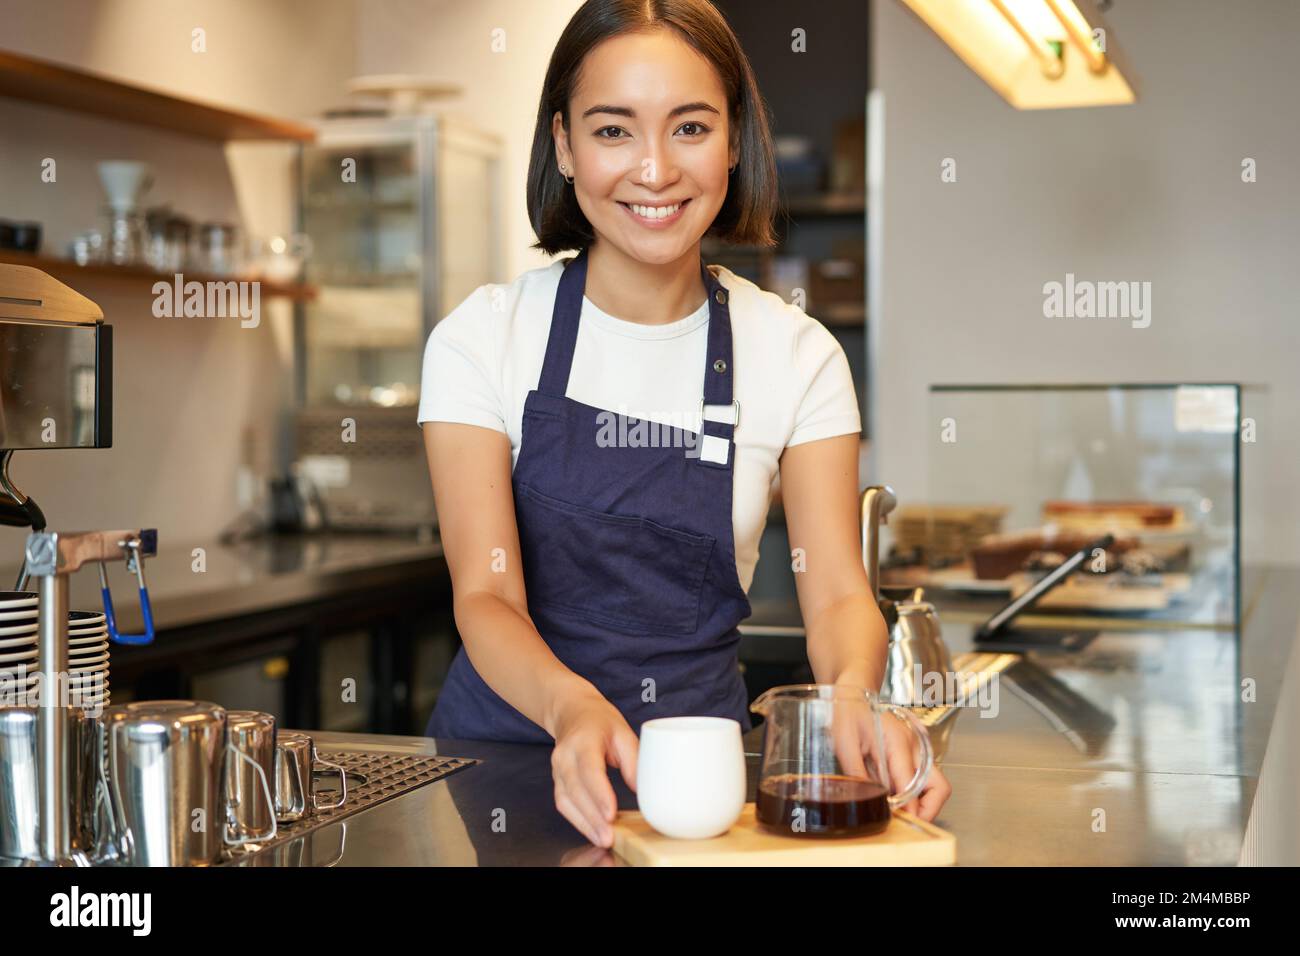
[536,249,588,398]
[699,261,734,411]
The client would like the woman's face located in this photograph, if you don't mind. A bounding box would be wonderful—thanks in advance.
[554,29,736,266]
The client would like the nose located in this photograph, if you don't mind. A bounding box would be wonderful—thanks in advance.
[636,134,681,189]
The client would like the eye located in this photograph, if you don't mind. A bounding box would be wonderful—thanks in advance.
[595,126,629,139]
[676,122,711,137]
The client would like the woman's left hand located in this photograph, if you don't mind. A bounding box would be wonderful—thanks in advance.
[880,710,951,822]
[825,678,951,822]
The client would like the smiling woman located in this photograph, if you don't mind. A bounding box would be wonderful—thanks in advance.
[418,0,950,849]
[531,10,777,323]
[527,0,777,265]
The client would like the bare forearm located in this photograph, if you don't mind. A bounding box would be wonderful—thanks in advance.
[804,591,889,691]
[452,590,599,737]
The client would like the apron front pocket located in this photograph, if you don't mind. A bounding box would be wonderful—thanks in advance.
[515,483,715,636]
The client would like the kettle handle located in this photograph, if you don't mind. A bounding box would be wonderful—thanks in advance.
[860,485,897,602]
[878,703,934,810]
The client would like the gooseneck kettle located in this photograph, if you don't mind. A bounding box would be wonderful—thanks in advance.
[860,486,955,706]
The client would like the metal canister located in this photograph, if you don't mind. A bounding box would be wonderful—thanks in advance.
[102,700,227,866]
[225,710,277,840]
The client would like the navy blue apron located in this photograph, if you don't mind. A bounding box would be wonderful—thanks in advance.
[426,247,752,743]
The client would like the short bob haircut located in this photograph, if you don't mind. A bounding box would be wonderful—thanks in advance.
[527,0,778,255]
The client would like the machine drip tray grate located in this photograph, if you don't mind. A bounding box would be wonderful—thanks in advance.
[221,750,477,864]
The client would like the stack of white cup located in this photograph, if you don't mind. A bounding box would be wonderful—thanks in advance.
[67,609,110,709]
[0,593,110,709]
[0,591,40,703]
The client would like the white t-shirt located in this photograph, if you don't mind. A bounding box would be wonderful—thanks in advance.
[418,259,861,592]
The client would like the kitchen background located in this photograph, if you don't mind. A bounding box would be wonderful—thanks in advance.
[871,0,1297,569]
[0,0,1296,734]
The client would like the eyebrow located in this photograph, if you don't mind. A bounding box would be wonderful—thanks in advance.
[581,101,720,120]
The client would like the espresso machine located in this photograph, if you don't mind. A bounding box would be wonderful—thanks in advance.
[0,266,374,868]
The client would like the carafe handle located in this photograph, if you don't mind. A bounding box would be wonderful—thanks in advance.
[878,704,934,810]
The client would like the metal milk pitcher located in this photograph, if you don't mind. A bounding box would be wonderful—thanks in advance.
[860,486,955,706]
[0,706,115,863]
[102,700,277,866]
[225,710,278,840]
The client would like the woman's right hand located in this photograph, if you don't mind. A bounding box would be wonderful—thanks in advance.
[549,690,639,848]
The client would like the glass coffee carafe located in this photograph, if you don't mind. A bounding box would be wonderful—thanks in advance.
[750,684,934,838]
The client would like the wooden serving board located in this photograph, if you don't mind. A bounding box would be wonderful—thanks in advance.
[612,803,955,867]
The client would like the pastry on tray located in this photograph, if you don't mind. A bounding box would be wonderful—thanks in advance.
[1042,500,1183,530]
[970,528,1137,580]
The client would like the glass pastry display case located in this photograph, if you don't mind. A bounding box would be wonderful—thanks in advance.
[298,112,502,408]
[881,384,1248,628]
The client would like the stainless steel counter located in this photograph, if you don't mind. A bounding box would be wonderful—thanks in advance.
[0,532,445,631]
[234,565,1299,867]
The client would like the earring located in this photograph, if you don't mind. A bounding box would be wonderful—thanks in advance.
[559,163,574,185]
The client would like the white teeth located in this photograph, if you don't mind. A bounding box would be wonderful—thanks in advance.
[629,202,681,220]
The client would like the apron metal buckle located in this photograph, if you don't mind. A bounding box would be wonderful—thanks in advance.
[699,399,740,429]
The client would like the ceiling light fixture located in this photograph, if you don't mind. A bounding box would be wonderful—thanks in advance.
[896,0,1137,109]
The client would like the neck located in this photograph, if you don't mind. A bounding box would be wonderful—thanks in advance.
[583,240,707,326]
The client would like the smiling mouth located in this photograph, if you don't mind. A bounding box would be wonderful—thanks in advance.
[618,198,691,221]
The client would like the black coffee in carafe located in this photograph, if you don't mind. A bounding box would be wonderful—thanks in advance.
[756,773,891,837]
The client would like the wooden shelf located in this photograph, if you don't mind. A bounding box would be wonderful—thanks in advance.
[0,49,316,142]
[0,250,317,302]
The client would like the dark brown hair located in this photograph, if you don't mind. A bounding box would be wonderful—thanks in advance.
[527,0,778,254]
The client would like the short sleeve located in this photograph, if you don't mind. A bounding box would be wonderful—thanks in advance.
[416,286,507,432]
[786,316,862,447]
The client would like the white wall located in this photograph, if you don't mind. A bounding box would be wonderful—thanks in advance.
[1,0,357,119]
[0,0,358,550]
[354,0,585,280]
[871,0,1300,565]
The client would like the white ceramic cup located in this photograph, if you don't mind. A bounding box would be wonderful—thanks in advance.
[636,716,746,839]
